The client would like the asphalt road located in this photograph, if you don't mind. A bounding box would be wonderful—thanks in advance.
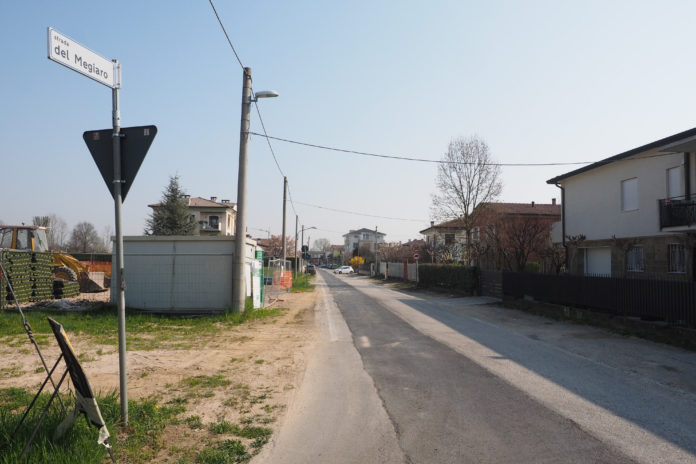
[255,271,696,464]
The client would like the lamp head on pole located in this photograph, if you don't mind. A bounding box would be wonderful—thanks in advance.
[250,90,279,102]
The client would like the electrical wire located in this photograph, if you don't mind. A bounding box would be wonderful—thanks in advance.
[207,0,300,219]
[249,132,594,167]
[295,201,424,222]
[208,0,245,71]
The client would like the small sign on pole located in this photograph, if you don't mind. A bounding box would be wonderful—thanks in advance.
[47,27,120,89]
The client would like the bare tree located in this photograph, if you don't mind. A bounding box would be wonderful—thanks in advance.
[264,234,296,258]
[500,216,552,271]
[312,238,331,251]
[430,135,502,262]
[32,214,68,250]
[380,242,406,262]
[102,224,114,253]
[67,222,104,253]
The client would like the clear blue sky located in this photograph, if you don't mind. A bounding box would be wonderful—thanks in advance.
[3,1,696,247]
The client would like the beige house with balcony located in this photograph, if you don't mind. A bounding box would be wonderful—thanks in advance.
[149,196,237,236]
[548,127,696,279]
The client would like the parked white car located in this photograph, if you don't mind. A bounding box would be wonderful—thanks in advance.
[334,265,354,274]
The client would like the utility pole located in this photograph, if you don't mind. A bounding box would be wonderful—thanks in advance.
[294,215,298,277]
[374,225,378,276]
[282,176,287,266]
[301,225,305,272]
[232,67,252,314]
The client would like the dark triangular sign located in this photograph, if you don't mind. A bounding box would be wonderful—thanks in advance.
[83,125,157,201]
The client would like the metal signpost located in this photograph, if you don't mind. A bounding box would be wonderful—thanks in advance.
[48,27,154,425]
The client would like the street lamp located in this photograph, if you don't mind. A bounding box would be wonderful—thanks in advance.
[301,225,316,272]
[232,67,278,314]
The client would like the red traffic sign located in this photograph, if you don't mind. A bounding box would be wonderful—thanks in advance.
[83,125,157,201]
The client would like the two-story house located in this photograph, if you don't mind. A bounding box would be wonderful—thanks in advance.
[148,196,237,236]
[421,201,560,268]
[342,228,386,257]
[547,127,696,278]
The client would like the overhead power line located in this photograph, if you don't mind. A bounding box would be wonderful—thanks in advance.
[208,0,245,71]
[295,201,425,223]
[249,132,594,167]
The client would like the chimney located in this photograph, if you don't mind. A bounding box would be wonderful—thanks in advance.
[211,196,218,202]
[430,221,434,227]
[552,198,556,205]
[221,199,230,203]
[531,201,535,207]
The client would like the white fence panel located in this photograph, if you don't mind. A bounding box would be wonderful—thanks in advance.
[116,236,256,313]
[407,263,418,282]
[387,262,404,279]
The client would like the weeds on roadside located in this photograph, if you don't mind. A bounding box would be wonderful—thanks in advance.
[0,388,182,464]
[290,273,315,292]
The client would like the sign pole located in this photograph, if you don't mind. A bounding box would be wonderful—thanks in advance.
[111,59,128,425]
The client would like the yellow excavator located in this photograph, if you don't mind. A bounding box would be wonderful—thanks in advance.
[0,225,106,293]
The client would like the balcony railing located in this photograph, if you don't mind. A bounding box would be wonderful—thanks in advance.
[659,194,696,229]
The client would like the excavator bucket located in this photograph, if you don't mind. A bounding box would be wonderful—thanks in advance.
[79,275,108,293]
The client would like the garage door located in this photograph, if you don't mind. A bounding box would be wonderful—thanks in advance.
[585,247,611,276]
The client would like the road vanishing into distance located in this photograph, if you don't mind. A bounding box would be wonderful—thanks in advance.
[254,271,696,464]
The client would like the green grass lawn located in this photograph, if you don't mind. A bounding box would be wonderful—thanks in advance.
[0,304,280,350]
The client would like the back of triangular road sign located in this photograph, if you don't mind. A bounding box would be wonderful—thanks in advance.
[83,125,157,201]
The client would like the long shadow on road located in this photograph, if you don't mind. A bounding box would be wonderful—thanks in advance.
[336,274,696,459]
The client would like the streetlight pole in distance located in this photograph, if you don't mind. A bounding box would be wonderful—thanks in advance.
[294,215,298,277]
[300,225,316,272]
[232,67,278,313]
[282,176,287,266]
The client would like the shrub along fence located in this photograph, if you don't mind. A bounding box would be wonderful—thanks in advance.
[417,264,478,295]
[502,272,696,328]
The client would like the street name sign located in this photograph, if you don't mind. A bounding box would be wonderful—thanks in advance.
[47,27,120,89]
[83,126,157,200]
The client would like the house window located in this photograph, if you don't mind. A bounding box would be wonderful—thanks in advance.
[626,246,644,272]
[472,227,480,241]
[363,233,369,239]
[445,233,455,245]
[621,178,638,211]
[668,244,686,273]
[209,215,219,229]
[353,242,358,250]
[667,166,684,199]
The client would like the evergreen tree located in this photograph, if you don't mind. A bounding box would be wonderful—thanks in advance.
[145,175,196,235]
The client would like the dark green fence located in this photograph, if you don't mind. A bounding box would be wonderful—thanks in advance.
[417,264,478,294]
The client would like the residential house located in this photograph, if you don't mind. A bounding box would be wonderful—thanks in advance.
[148,196,237,236]
[420,201,561,269]
[420,218,468,250]
[547,127,696,278]
[343,228,386,257]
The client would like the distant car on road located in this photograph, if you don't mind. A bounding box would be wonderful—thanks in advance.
[334,265,354,274]
[306,264,316,275]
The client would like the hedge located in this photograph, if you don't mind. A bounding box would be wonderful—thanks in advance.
[417,264,479,294]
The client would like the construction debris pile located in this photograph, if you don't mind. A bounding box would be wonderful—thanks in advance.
[1,250,80,309]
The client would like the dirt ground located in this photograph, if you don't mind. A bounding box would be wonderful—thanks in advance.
[0,289,319,462]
